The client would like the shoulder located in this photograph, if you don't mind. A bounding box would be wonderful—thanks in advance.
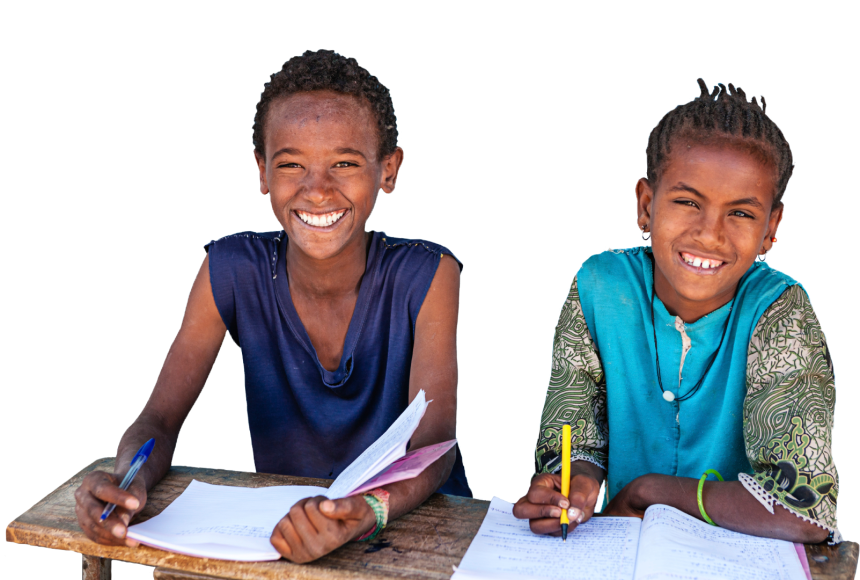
[205,231,283,276]
[205,230,283,256]
[579,246,651,282]
[374,232,462,276]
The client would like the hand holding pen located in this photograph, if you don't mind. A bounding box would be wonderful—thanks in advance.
[74,439,155,547]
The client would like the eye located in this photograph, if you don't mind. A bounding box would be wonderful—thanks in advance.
[674,199,699,209]
[730,210,755,219]
[277,162,302,169]
[334,161,359,168]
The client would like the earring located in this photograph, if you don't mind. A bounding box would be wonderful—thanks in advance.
[640,225,651,241]
[771,237,777,243]
[757,252,767,262]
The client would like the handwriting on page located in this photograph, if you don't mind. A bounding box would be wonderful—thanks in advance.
[635,505,806,580]
[453,498,640,580]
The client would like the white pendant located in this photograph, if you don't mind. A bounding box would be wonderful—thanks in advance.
[663,391,676,402]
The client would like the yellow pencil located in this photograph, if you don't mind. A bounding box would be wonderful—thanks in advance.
[560,422,571,541]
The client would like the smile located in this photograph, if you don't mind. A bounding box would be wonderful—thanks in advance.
[295,209,347,228]
[680,252,725,271]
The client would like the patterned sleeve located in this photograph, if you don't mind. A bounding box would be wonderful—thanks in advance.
[534,276,608,475]
[740,285,840,540]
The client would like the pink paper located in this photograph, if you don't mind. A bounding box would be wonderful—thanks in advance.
[794,543,812,580]
[349,439,457,496]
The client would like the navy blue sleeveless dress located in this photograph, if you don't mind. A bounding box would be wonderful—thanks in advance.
[205,230,471,497]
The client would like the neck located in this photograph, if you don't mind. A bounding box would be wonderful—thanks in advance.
[286,232,370,299]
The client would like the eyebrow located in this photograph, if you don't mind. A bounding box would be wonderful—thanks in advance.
[270,147,368,160]
[667,182,766,210]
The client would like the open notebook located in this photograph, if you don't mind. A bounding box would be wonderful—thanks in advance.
[452,498,810,580]
[127,390,456,560]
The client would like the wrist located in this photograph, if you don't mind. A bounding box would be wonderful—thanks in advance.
[628,474,659,511]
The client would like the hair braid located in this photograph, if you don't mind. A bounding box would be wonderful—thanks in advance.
[646,79,794,208]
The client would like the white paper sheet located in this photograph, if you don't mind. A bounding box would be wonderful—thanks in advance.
[127,390,432,560]
[325,389,429,499]
[127,481,327,561]
[452,497,641,580]
[634,505,807,580]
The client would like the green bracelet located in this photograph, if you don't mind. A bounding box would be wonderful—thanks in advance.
[697,469,724,526]
[357,491,389,542]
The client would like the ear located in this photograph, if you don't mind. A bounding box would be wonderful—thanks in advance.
[760,204,784,254]
[255,151,270,195]
[636,178,655,232]
[379,147,404,194]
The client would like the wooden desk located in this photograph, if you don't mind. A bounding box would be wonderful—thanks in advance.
[6,459,858,580]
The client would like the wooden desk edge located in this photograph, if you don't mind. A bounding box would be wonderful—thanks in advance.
[5,459,859,580]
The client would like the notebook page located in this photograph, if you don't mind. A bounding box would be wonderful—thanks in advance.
[633,505,807,580]
[452,497,640,580]
[325,389,429,499]
[127,480,327,561]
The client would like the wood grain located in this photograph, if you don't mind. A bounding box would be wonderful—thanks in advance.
[82,554,111,580]
[6,459,487,580]
[6,459,858,579]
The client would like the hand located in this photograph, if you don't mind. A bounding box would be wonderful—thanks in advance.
[603,475,651,519]
[512,473,600,536]
[74,470,147,547]
[270,495,376,563]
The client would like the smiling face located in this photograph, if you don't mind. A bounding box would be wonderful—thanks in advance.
[256,91,403,262]
[636,143,783,322]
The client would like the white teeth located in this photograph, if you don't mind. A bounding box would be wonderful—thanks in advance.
[702,260,711,269]
[297,210,346,227]
[693,257,702,267]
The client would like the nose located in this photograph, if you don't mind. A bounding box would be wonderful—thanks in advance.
[691,207,725,248]
[299,167,335,205]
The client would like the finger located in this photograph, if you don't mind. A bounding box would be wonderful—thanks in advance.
[567,476,599,522]
[526,482,570,510]
[512,498,563,521]
[320,496,369,521]
[269,523,293,559]
[75,501,125,546]
[89,474,141,511]
[274,515,311,563]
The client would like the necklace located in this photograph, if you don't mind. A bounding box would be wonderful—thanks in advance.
[650,283,731,403]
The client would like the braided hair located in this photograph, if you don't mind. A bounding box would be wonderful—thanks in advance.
[646,79,793,207]
[253,50,398,161]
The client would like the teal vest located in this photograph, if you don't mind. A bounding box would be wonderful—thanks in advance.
[577,247,798,502]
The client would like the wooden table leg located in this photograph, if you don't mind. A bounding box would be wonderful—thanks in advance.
[82,554,111,580]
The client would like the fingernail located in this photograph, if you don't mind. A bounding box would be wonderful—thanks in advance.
[550,507,561,518]
[320,500,334,513]
[125,538,139,548]
[120,513,131,526]
[112,524,125,539]
[126,498,139,510]
[568,507,582,523]
[559,499,570,509]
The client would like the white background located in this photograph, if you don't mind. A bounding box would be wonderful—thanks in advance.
[2,1,858,577]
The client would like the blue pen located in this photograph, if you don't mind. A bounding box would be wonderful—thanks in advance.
[100,438,155,521]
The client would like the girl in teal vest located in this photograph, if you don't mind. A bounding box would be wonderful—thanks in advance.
[513,80,839,544]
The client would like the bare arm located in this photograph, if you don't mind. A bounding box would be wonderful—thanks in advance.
[605,475,829,543]
[270,254,461,562]
[74,256,227,546]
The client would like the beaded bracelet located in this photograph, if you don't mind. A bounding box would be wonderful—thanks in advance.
[357,488,390,542]
[697,469,724,526]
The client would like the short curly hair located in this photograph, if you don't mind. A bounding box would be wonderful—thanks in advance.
[646,79,793,208]
[252,50,398,161]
